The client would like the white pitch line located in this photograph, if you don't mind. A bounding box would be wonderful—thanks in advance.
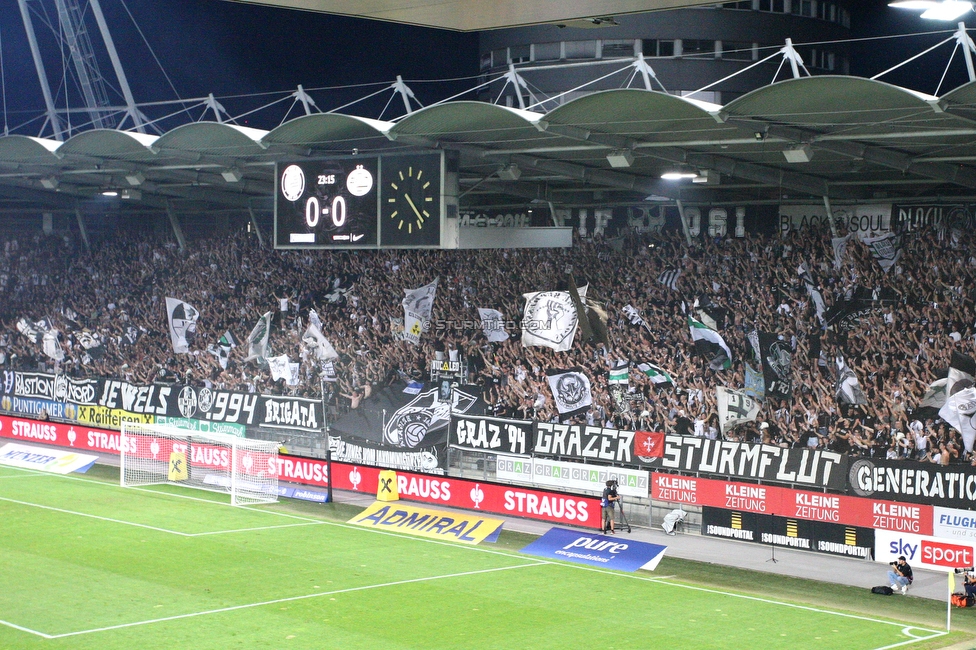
[0,495,192,536]
[186,521,325,537]
[46,561,546,639]
[872,630,949,650]
[0,618,54,639]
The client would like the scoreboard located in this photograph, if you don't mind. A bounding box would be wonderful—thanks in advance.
[274,152,445,249]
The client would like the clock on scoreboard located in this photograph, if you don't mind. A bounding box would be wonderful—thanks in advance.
[274,157,379,248]
[273,152,445,249]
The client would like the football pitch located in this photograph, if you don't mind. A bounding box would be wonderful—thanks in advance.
[0,464,952,650]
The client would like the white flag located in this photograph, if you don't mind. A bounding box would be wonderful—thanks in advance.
[268,355,290,381]
[522,286,587,352]
[165,297,199,354]
[546,367,592,417]
[302,321,339,360]
[42,330,64,362]
[402,279,438,346]
[940,387,976,453]
[477,308,509,343]
[287,362,301,387]
[245,311,273,364]
[717,387,760,434]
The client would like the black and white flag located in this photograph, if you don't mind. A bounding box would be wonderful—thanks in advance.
[947,351,976,397]
[546,368,593,418]
[622,304,645,327]
[77,330,106,360]
[207,330,236,369]
[477,308,509,343]
[402,279,438,346]
[657,268,681,291]
[522,287,586,352]
[862,232,903,273]
[268,355,290,382]
[831,233,853,270]
[758,332,793,400]
[302,319,339,361]
[717,387,760,434]
[165,298,199,354]
[798,263,826,323]
[835,356,867,405]
[245,311,273,365]
[940,387,976,452]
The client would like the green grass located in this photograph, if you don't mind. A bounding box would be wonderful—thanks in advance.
[0,463,968,649]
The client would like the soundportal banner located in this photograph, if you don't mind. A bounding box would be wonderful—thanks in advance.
[0,370,323,432]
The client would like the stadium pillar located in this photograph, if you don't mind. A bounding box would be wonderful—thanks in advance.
[675,200,693,246]
[247,203,265,248]
[73,201,90,253]
[165,200,187,251]
[822,195,838,238]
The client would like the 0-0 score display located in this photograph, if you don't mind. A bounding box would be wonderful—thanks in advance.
[275,158,379,248]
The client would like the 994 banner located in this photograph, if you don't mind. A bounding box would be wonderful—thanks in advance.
[274,158,379,248]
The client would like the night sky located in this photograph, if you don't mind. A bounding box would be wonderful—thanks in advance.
[0,0,973,135]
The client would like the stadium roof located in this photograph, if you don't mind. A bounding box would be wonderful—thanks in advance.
[6,76,976,216]
[227,0,720,32]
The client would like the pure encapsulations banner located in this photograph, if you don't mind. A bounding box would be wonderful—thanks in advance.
[520,527,667,571]
[656,436,848,490]
[495,454,649,498]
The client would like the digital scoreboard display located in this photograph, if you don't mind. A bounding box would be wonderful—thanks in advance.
[274,158,379,248]
[274,152,445,249]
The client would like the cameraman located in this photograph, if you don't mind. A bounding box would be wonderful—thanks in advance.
[602,480,619,535]
[888,556,913,594]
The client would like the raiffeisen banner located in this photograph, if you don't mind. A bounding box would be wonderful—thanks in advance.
[349,501,503,544]
[520,528,667,572]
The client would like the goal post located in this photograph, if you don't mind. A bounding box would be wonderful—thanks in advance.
[120,422,280,506]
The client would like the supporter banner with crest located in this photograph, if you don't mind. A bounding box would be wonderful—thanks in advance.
[522,288,585,352]
[450,414,532,456]
[757,332,793,399]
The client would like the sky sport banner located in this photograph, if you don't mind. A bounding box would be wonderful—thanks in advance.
[653,435,848,490]
[495,454,648,498]
[521,528,667,571]
[349,501,503,544]
[450,414,532,456]
[847,456,976,508]
[874,529,976,573]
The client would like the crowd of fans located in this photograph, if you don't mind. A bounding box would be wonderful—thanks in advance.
[0,217,973,464]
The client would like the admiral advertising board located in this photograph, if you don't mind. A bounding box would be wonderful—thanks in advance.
[847,457,976,509]
[496,454,649,498]
[651,473,933,535]
[701,507,875,559]
[874,529,976,572]
[653,436,847,490]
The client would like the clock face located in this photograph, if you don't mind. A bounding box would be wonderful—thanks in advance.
[380,153,442,247]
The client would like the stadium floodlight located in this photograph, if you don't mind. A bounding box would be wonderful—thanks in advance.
[661,171,697,180]
[120,422,280,506]
[889,1,973,20]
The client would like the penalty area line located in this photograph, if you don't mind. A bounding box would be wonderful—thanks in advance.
[0,495,192,536]
[45,562,547,639]
[0,618,54,639]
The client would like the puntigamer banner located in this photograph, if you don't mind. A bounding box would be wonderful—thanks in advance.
[0,371,322,432]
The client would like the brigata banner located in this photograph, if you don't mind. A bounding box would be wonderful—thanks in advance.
[349,501,504,544]
[0,442,97,474]
[650,435,847,490]
[520,527,667,571]
[651,473,932,535]
[496,454,649,498]
[330,463,601,530]
[874,529,976,573]
[450,414,532,456]
[533,422,635,464]
[847,456,976,508]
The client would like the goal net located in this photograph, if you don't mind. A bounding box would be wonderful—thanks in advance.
[120,422,279,506]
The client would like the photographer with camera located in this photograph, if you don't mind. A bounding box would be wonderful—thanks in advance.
[601,479,619,535]
[887,556,913,594]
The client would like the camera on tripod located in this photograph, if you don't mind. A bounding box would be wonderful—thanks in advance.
[953,567,975,574]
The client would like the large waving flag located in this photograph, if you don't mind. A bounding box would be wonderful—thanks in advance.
[546,368,592,418]
[245,311,273,365]
[688,316,732,370]
[165,298,199,354]
[636,362,674,386]
[477,308,509,343]
[522,286,587,352]
[402,279,438,346]
[717,387,760,434]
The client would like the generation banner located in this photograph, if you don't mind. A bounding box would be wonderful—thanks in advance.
[349,501,504,544]
[847,456,976,508]
[496,454,649,498]
[651,435,848,490]
[450,414,532,456]
[700,507,875,559]
[651,473,932,536]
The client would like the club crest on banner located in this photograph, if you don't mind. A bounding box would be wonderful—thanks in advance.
[383,387,478,448]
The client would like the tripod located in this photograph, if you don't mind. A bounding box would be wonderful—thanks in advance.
[615,496,632,534]
[766,515,778,563]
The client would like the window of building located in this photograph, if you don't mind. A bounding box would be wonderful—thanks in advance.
[721,1,753,8]
[758,0,786,11]
[480,52,492,71]
[643,39,675,57]
[564,40,597,60]
[681,39,716,57]
[533,42,560,62]
[491,48,507,68]
[509,44,530,64]
[792,0,813,16]
[602,39,635,59]
[721,41,757,61]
